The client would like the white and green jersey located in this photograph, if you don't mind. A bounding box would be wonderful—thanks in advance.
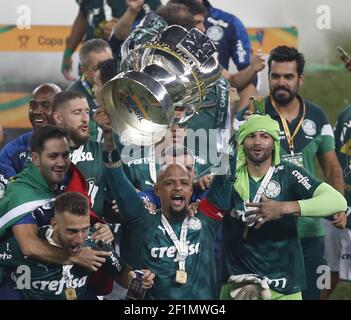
[209,161,322,295]
[334,105,351,209]
[187,78,232,175]
[106,164,221,299]
[235,96,335,238]
[0,226,125,300]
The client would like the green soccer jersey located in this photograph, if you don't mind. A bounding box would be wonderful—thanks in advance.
[334,105,351,208]
[71,141,109,218]
[187,78,232,175]
[77,0,113,41]
[235,96,335,238]
[111,0,161,19]
[209,161,321,295]
[0,226,125,300]
[121,144,210,191]
[106,164,220,300]
[78,0,161,39]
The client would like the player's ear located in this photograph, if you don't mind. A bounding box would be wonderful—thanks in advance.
[299,73,304,85]
[32,151,40,167]
[52,112,62,127]
[51,216,57,229]
[155,182,160,197]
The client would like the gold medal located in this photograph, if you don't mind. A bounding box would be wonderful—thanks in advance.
[65,287,77,300]
[176,270,187,284]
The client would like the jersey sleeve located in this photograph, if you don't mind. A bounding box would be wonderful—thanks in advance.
[229,15,251,71]
[287,162,322,199]
[205,148,236,211]
[12,212,37,225]
[87,234,127,276]
[0,142,21,175]
[106,163,148,225]
[316,108,335,155]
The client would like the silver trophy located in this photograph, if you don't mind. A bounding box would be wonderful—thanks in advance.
[101,24,222,146]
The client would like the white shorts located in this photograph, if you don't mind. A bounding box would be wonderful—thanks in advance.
[323,219,344,272]
[340,228,351,281]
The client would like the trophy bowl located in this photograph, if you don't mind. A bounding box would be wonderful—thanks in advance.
[101,24,222,146]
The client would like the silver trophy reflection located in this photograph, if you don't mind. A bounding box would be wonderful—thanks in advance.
[101,24,222,146]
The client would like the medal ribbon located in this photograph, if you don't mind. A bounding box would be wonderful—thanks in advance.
[270,95,305,154]
[244,166,275,226]
[161,215,188,272]
[62,265,74,288]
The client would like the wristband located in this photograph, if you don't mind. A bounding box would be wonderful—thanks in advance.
[63,47,74,59]
[62,48,74,71]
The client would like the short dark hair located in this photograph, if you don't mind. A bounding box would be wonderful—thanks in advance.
[30,125,68,155]
[97,59,117,85]
[79,39,111,67]
[169,0,207,16]
[268,46,305,76]
[52,91,86,112]
[156,4,195,30]
[55,192,89,217]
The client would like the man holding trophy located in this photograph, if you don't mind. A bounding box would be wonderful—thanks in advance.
[96,19,228,299]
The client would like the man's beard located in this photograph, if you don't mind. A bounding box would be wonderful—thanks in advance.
[67,128,89,146]
[246,148,272,165]
[169,206,187,222]
[271,86,298,106]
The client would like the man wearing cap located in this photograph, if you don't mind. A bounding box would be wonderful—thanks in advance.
[206,114,346,300]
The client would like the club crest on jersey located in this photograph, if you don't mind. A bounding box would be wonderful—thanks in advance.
[187,217,202,230]
[264,181,281,198]
[302,119,316,136]
[206,26,224,42]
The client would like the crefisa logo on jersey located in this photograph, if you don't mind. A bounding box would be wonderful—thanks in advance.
[13,265,88,296]
[302,119,316,136]
[264,181,281,198]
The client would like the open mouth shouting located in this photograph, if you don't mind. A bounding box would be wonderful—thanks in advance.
[170,194,185,209]
[70,245,82,256]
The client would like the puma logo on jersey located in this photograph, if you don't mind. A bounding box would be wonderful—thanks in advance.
[292,170,312,190]
[158,225,166,235]
[150,242,200,262]
[14,265,88,295]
